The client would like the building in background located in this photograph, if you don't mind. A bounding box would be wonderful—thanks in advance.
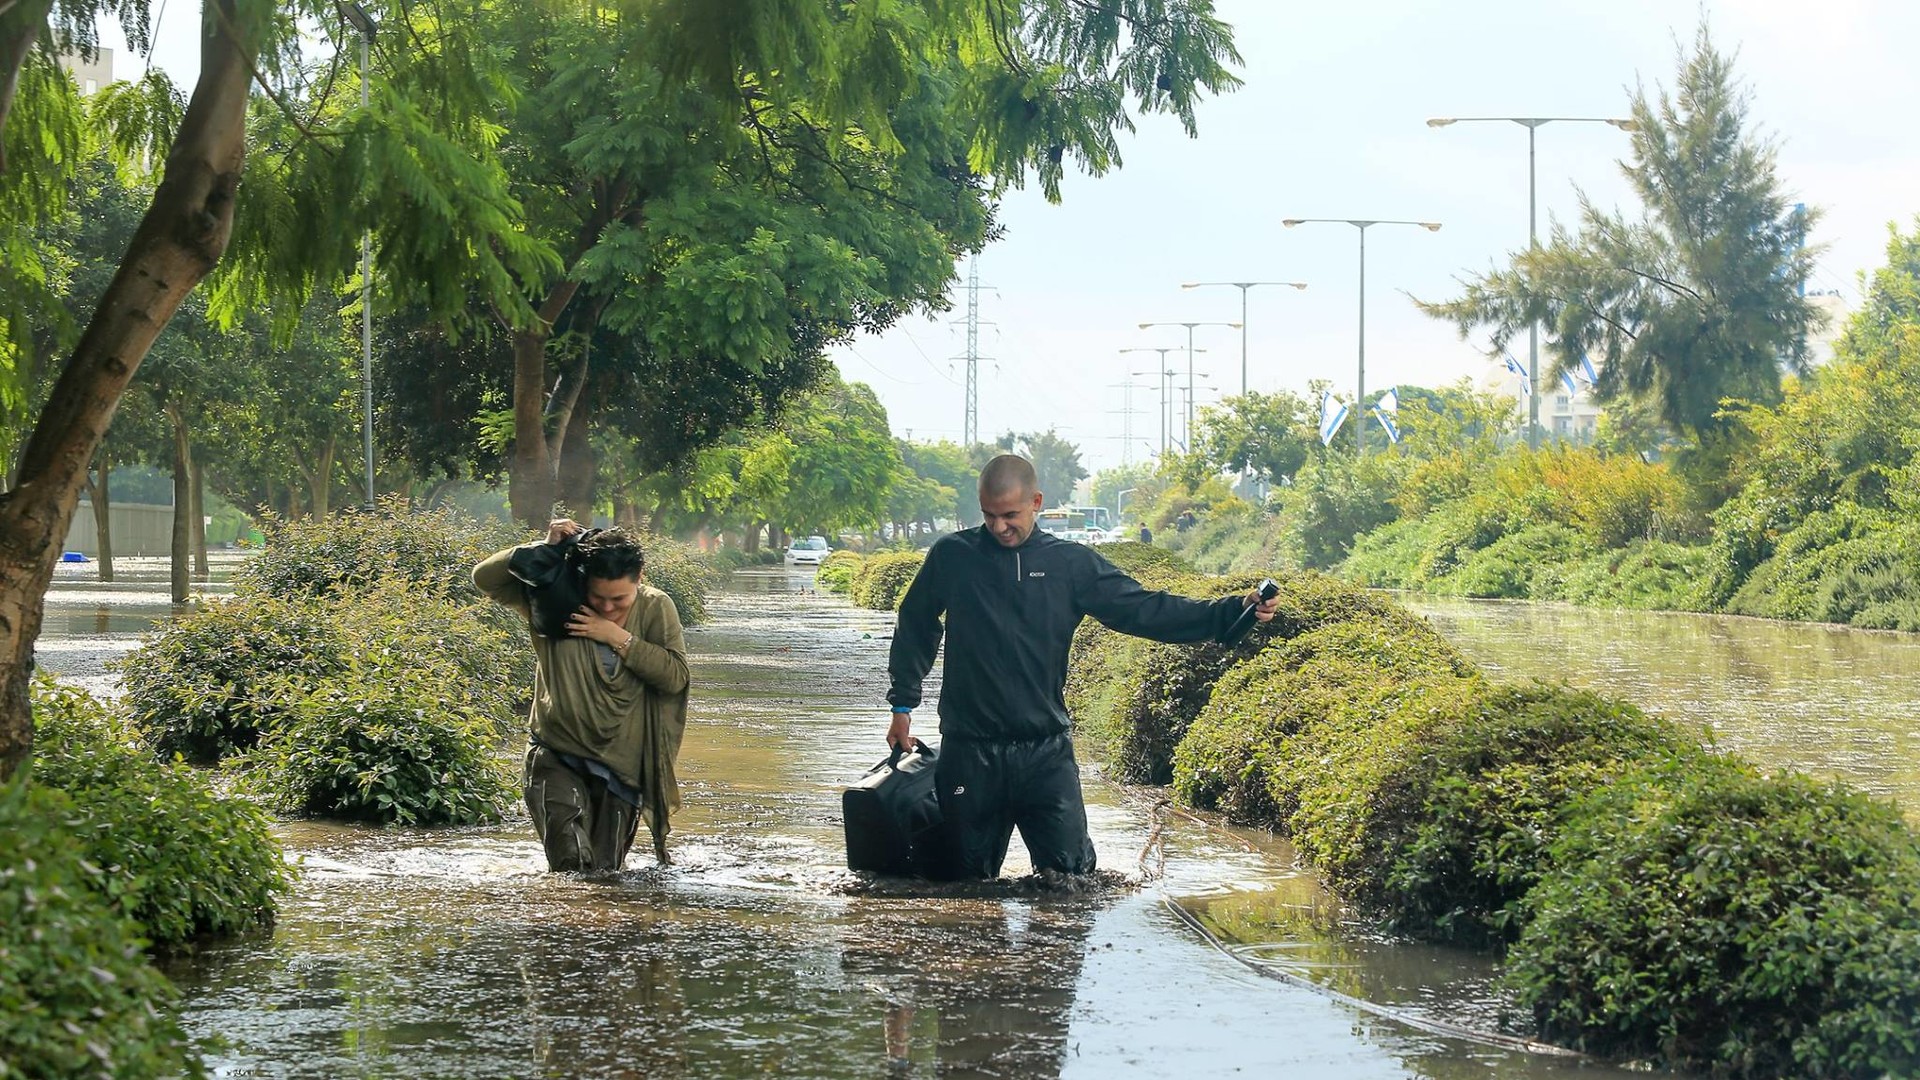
[59,45,113,96]
[1804,291,1851,366]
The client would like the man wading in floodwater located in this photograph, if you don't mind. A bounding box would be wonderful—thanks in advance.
[475,522,690,871]
[886,455,1279,879]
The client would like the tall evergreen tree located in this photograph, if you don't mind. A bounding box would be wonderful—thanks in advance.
[1420,26,1821,445]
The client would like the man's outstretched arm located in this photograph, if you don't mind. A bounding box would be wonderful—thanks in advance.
[1076,554,1274,643]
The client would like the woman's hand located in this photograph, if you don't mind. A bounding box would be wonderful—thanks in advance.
[546,518,583,545]
[567,606,626,646]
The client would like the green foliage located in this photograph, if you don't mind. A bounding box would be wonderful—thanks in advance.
[1287,452,1404,569]
[1553,539,1711,610]
[1441,523,1592,599]
[815,549,864,594]
[237,495,520,603]
[1096,539,1189,578]
[850,550,923,610]
[0,779,204,1080]
[1340,516,1431,589]
[1382,686,1697,944]
[1725,503,1920,627]
[995,429,1089,506]
[29,678,289,948]
[237,655,516,826]
[1509,759,1920,1077]
[116,592,350,763]
[1193,390,1316,484]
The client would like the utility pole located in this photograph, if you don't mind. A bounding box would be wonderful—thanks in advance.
[1108,380,1149,466]
[956,258,989,448]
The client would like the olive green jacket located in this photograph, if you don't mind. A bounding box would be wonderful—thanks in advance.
[474,546,691,862]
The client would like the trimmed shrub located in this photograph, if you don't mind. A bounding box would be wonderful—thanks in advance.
[1379,685,1698,944]
[851,550,923,610]
[816,549,864,594]
[236,655,517,825]
[0,780,204,1080]
[30,679,290,948]
[237,495,518,602]
[116,593,352,763]
[1341,516,1432,589]
[1097,539,1189,578]
[1509,758,1920,1077]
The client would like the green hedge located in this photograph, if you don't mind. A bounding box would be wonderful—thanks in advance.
[237,495,518,603]
[634,528,720,626]
[0,780,204,1080]
[851,550,923,610]
[816,549,864,594]
[30,679,290,948]
[1509,758,1920,1076]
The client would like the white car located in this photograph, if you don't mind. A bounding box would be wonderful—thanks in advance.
[785,535,831,566]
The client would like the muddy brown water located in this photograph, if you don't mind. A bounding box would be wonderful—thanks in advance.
[36,563,1919,1078]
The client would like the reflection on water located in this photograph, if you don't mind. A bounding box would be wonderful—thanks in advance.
[152,570,1648,1079]
[1404,597,1920,808]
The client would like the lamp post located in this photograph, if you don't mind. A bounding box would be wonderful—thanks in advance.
[1179,281,1308,396]
[1123,347,1203,455]
[1137,321,1239,452]
[340,1,378,507]
[1427,115,1636,448]
[1280,218,1440,455]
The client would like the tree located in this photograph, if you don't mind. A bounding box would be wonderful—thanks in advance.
[1419,26,1821,447]
[1193,390,1314,485]
[997,429,1087,506]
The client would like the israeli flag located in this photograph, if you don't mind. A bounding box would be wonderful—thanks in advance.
[1561,370,1579,399]
[1318,391,1349,446]
[1372,387,1401,445]
[1503,353,1532,397]
[1578,352,1600,386]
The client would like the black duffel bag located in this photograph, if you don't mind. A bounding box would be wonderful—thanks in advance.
[506,528,602,639]
[843,740,944,877]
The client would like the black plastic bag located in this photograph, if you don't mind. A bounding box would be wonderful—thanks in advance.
[506,529,601,639]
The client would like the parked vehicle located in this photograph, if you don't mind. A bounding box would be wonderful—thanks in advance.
[785,535,832,566]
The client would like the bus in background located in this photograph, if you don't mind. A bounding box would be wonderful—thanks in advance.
[1036,508,1084,536]
[1068,505,1112,533]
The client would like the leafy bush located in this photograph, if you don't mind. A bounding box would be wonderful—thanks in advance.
[1555,540,1712,610]
[1094,539,1188,577]
[1380,686,1697,944]
[236,656,516,825]
[1509,758,1920,1077]
[1439,522,1591,599]
[1696,483,1805,609]
[815,549,864,594]
[1341,516,1432,589]
[0,779,204,1080]
[238,494,519,602]
[30,679,290,948]
[850,550,923,610]
[1287,453,1404,569]
[116,593,351,763]
[1727,503,1920,626]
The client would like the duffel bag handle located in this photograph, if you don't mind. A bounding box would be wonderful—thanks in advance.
[880,738,933,774]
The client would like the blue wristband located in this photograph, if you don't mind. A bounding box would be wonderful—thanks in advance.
[890,707,912,714]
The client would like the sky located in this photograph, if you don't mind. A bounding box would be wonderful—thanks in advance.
[105,0,1920,474]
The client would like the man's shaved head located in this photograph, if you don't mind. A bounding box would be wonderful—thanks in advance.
[978,454,1038,500]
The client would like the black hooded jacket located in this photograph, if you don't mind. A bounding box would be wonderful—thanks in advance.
[886,527,1245,742]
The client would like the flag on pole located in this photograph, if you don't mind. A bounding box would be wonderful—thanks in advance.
[1503,353,1532,397]
[1560,370,1579,399]
[1318,391,1349,447]
[1372,387,1401,444]
[1577,352,1599,386]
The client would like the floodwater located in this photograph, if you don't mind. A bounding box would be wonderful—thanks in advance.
[34,564,1913,1077]
[1404,597,1920,811]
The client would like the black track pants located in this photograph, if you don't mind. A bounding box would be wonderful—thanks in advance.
[931,733,1097,879]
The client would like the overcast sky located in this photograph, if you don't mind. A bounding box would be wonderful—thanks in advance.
[110,0,1920,474]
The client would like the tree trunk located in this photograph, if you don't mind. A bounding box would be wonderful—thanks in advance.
[556,386,596,519]
[84,453,115,582]
[0,0,56,173]
[299,437,335,519]
[191,457,208,579]
[743,521,762,555]
[168,406,191,604]
[0,0,257,779]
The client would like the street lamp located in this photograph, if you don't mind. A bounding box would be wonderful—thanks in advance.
[1280,218,1440,455]
[1137,321,1239,452]
[1123,347,1203,455]
[1427,115,1636,448]
[340,1,378,507]
[1179,281,1308,396]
